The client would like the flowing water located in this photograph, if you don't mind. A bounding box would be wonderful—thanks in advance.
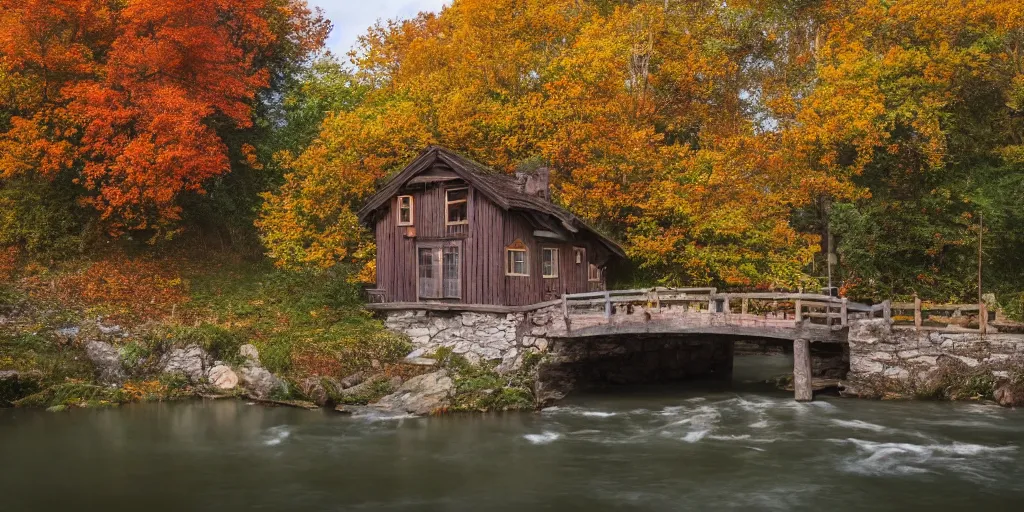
[2,355,1023,511]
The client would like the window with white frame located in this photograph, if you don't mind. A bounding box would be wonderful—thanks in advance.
[397,195,414,226]
[445,188,468,225]
[542,248,559,278]
[418,244,461,299]
[506,247,528,276]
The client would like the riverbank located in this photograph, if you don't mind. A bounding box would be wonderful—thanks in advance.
[0,249,550,413]
[4,250,1024,414]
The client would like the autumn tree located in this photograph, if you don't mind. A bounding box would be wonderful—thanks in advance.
[791,0,1024,300]
[0,0,328,247]
[259,0,834,288]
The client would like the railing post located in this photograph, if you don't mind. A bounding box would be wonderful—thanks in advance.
[883,300,892,323]
[980,302,988,334]
[708,294,716,313]
[914,295,922,331]
[741,298,749,316]
[722,297,730,315]
[795,299,803,322]
[654,289,661,311]
[841,298,848,328]
[562,294,571,333]
[604,291,612,320]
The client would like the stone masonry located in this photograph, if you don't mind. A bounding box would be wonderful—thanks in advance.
[382,305,560,372]
[847,318,1024,383]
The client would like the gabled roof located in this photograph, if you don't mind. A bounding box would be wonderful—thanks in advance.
[358,146,626,259]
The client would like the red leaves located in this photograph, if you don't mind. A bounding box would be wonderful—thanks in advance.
[0,0,322,237]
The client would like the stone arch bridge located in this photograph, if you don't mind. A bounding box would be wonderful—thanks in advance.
[368,288,1024,402]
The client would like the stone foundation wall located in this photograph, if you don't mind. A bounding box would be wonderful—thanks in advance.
[382,306,560,372]
[847,319,1024,384]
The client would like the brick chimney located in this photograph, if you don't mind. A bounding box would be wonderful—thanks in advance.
[516,167,551,201]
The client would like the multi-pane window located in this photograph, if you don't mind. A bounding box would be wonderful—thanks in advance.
[542,248,559,278]
[506,248,528,276]
[418,245,460,299]
[442,247,460,298]
[445,188,469,235]
[397,195,414,226]
[588,263,601,282]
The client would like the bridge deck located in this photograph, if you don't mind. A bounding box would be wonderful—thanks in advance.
[549,288,880,343]
[547,310,848,342]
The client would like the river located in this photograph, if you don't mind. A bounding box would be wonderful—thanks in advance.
[2,355,1023,511]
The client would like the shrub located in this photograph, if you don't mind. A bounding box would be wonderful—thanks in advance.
[435,348,541,412]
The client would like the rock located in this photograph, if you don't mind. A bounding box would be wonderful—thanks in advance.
[298,377,330,406]
[404,357,438,367]
[994,383,1024,408]
[372,370,453,416]
[97,323,123,336]
[162,346,212,383]
[339,371,367,389]
[239,365,281,399]
[207,365,238,390]
[239,344,260,363]
[85,340,125,384]
[55,326,80,341]
[341,374,386,398]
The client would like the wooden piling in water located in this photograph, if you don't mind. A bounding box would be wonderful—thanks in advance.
[793,339,813,402]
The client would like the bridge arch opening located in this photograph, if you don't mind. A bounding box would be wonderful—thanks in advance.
[536,335,849,401]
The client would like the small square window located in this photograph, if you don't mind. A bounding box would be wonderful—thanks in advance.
[506,248,528,276]
[542,248,559,278]
[397,196,414,226]
[588,263,601,282]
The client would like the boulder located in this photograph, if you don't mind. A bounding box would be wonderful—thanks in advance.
[372,370,453,415]
[297,377,331,407]
[994,383,1024,408]
[239,365,281,399]
[341,374,386,398]
[85,340,125,384]
[207,365,239,390]
[339,371,367,389]
[239,344,260,364]
[162,346,212,383]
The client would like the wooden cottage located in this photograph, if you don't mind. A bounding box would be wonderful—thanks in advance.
[358,146,625,306]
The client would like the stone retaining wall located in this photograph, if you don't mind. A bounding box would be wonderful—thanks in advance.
[847,318,1024,384]
[382,306,560,372]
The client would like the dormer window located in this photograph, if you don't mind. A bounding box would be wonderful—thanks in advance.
[397,196,414,226]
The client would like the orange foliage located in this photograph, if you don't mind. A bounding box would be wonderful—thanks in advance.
[0,246,17,282]
[0,0,325,237]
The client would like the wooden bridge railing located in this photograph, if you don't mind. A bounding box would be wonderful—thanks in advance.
[890,296,990,334]
[559,287,889,331]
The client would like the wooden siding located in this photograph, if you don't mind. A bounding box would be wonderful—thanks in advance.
[374,167,605,306]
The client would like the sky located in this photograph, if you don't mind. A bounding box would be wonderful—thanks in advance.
[308,1,449,56]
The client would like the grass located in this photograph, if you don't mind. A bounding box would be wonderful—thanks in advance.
[1,249,410,408]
